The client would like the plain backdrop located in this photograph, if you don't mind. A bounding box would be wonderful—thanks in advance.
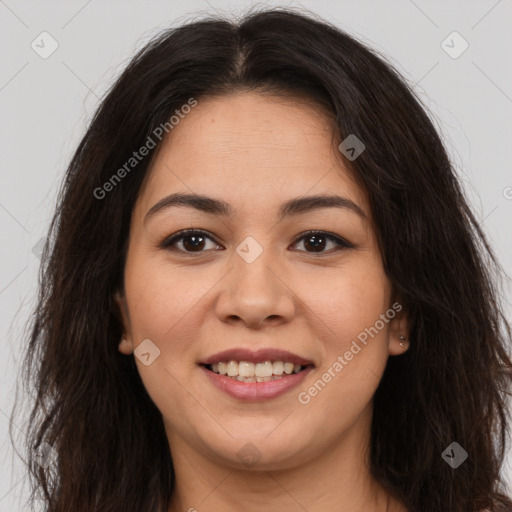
[1,0,511,510]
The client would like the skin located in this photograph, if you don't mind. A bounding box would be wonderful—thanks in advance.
[115,91,410,512]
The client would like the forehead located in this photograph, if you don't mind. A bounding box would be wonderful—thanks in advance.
[135,92,369,221]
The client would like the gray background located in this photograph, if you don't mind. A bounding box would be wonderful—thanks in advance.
[1,0,511,509]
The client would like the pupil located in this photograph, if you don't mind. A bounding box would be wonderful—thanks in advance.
[306,234,325,252]
[181,233,327,252]
[184,234,205,251]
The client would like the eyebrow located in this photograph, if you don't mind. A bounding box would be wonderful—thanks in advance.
[144,192,367,224]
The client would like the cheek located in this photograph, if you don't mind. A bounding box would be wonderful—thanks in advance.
[295,256,392,403]
[124,251,207,344]
[306,257,391,350]
[123,256,207,426]
[272,261,391,450]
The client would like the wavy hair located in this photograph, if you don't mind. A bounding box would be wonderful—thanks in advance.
[13,7,512,512]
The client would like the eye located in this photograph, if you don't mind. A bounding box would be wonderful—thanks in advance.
[160,229,222,253]
[290,230,353,254]
[160,229,353,255]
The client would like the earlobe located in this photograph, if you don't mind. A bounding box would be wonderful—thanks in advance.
[387,301,410,356]
[388,333,410,356]
[118,337,134,355]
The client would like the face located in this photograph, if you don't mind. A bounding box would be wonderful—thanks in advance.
[115,91,409,470]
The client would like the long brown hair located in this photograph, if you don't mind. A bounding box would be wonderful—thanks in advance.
[13,7,512,512]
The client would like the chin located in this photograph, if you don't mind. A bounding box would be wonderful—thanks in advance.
[198,428,314,470]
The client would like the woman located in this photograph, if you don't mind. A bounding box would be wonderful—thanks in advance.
[16,7,512,512]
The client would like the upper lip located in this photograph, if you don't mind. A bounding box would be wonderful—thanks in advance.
[200,348,315,367]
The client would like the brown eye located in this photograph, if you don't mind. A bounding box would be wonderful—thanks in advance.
[161,229,352,256]
[161,230,222,253]
[291,231,352,254]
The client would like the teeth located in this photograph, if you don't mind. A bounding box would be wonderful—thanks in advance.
[226,360,238,377]
[272,361,284,375]
[207,360,307,380]
[239,361,254,377]
[255,361,273,377]
[284,362,294,374]
[234,375,281,383]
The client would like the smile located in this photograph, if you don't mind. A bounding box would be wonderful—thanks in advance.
[204,360,311,382]
[200,362,314,402]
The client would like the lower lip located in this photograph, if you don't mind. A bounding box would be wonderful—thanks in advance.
[200,365,313,402]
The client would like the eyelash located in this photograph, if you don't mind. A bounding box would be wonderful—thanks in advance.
[160,229,353,256]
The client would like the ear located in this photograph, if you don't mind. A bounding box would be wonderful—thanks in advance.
[386,300,410,356]
[113,290,134,355]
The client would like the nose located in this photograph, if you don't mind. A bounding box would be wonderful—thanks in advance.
[214,243,296,330]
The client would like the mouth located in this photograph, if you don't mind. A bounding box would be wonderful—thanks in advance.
[200,361,314,383]
[198,348,315,401]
